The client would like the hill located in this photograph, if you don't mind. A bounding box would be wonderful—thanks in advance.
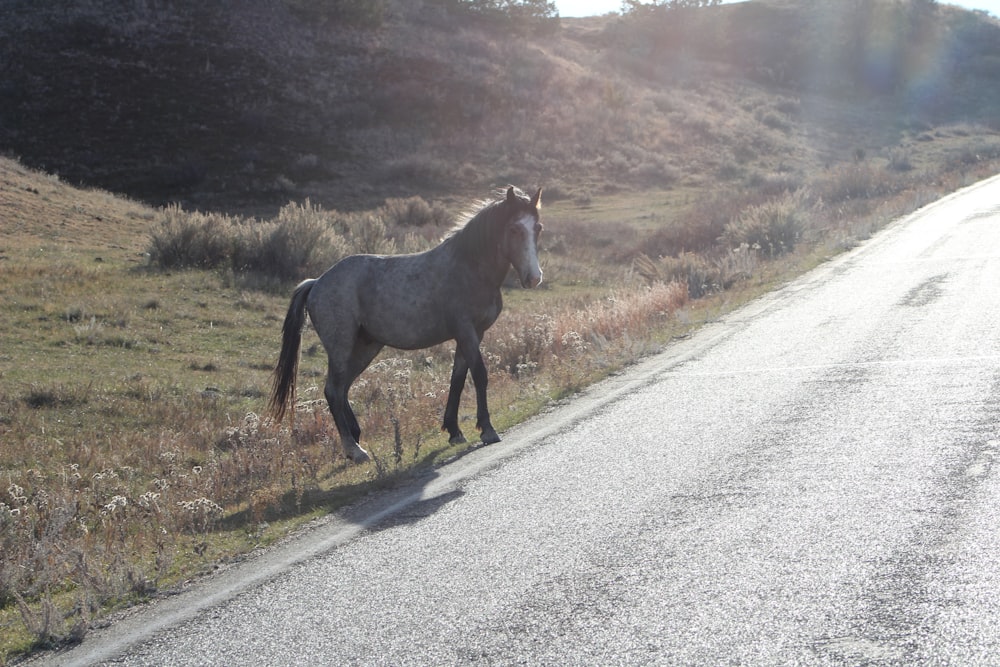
[2,0,999,214]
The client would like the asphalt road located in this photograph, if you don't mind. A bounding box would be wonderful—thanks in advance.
[35,175,1000,666]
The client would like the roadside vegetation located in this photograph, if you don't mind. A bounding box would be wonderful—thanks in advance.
[3,0,1000,661]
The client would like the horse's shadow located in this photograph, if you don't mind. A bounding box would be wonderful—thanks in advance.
[216,442,495,533]
[363,487,465,533]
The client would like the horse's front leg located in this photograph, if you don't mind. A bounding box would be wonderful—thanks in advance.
[454,333,500,445]
[443,350,469,444]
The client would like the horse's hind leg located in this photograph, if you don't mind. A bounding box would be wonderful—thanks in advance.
[325,375,370,464]
[323,338,383,464]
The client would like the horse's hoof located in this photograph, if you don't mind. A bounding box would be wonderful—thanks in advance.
[449,433,468,445]
[480,429,501,445]
[347,446,371,464]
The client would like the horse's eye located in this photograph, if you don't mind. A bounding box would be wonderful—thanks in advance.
[534,223,543,236]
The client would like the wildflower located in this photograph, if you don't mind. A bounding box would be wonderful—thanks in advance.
[7,483,27,504]
[177,497,223,515]
[101,495,128,515]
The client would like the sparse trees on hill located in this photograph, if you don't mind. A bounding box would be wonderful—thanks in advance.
[432,0,559,30]
[621,0,721,14]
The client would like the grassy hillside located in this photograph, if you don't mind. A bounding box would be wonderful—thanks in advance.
[3,0,1000,661]
[2,0,999,213]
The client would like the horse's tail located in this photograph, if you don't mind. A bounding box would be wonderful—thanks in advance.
[268,279,316,423]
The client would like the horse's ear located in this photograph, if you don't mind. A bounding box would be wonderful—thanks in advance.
[506,186,516,203]
[531,187,542,210]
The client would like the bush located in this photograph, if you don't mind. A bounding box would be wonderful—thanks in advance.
[231,200,350,280]
[342,214,397,255]
[378,196,451,227]
[148,206,235,269]
[640,251,724,299]
[150,201,349,281]
[815,162,897,203]
[638,191,766,258]
[721,189,805,257]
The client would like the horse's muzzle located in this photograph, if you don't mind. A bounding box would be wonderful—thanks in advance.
[522,270,543,289]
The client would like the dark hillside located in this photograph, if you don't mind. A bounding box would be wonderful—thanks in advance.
[1,0,999,213]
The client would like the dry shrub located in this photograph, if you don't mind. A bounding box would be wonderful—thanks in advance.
[340,213,398,255]
[721,189,809,257]
[231,200,351,280]
[488,314,556,377]
[814,162,899,203]
[485,281,688,379]
[148,206,235,269]
[639,190,768,257]
[716,243,760,287]
[378,196,451,228]
[149,200,435,283]
[635,245,759,300]
[652,252,723,299]
[558,283,689,359]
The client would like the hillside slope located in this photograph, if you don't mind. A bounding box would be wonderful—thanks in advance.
[1,0,999,214]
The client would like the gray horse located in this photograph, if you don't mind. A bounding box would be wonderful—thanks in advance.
[269,186,543,463]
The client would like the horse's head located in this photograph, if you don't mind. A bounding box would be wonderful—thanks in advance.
[501,186,544,288]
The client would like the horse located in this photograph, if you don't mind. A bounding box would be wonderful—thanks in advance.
[268,186,543,463]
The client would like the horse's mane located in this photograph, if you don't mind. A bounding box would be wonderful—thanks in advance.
[446,187,531,260]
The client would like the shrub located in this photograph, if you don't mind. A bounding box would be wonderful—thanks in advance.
[638,191,767,258]
[637,251,724,299]
[148,206,234,269]
[378,196,451,228]
[887,147,914,172]
[721,189,807,257]
[745,171,804,197]
[342,213,398,255]
[758,110,791,133]
[149,201,395,282]
[814,162,897,203]
[232,200,349,280]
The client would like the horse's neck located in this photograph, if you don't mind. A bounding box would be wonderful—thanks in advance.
[445,222,508,287]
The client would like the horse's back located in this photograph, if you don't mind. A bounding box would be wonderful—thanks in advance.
[306,251,466,350]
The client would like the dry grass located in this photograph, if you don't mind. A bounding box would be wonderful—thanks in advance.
[0,158,695,659]
[4,103,1000,667]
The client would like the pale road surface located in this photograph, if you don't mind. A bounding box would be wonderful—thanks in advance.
[32,174,1000,666]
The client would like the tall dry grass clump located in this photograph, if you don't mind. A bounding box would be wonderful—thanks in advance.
[485,280,689,381]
